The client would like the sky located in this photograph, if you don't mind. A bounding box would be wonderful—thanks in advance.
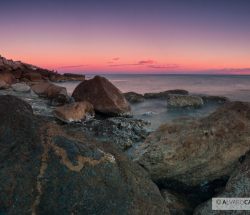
[0,0,250,74]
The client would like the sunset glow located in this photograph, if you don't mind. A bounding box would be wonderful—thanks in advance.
[1,0,250,74]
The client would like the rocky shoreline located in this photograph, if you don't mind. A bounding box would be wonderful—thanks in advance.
[1,57,250,215]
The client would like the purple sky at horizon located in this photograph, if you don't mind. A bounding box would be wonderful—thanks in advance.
[1,0,250,74]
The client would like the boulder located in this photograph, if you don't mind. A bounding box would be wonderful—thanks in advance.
[31,82,70,106]
[0,95,169,215]
[167,94,204,108]
[11,83,31,92]
[72,76,131,116]
[144,90,188,99]
[0,72,16,85]
[124,92,145,103]
[0,80,9,89]
[82,117,150,151]
[135,102,250,188]
[194,153,250,215]
[161,190,193,215]
[22,72,43,81]
[201,95,230,104]
[54,101,95,123]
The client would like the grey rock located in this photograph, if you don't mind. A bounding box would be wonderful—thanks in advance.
[12,83,31,92]
[82,117,151,151]
[144,89,189,99]
[167,94,204,108]
[135,102,250,188]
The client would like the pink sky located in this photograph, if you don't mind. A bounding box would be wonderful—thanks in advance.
[1,1,250,74]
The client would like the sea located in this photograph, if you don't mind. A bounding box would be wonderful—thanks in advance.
[58,74,250,130]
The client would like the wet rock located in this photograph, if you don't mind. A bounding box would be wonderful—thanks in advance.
[144,89,189,99]
[82,117,151,151]
[72,76,131,116]
[167,94,204,108]
[135,102,250,188]
[124,92,145,103]
[11,83,31,92]
[0,80,9,89]
[161,190,193,215]
[54,101,95,123]
[194,152,250,215]
[0,95,169,215]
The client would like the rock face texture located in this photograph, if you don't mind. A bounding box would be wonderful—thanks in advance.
[11,83,31,92]
[31,82,70,106]
[167,94,204,108]
[82,117,150,151]
[194,153,250,215]
[144,90,189,99]
[22,72,43,81]
[161,190,193,215]
[124,92,145,103]
[0,95,169,215]
[72,76,131,116]
[0,80,9,89]
[135,102,250,188]
[0,72,16,85]
[54,101,95,123]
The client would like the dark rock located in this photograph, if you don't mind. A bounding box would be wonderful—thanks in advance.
[72,76,131,116]
[194,152,250,215]
[201,95,230,104]
[11,68,23,79]
[82,117,151,151]
[135,101,250,187]
[161,190,193,215]
[124,92,145,103]
[0,95,169,215]
[144,89,188,99]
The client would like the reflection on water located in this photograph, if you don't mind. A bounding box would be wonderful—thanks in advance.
[131,99,221,130]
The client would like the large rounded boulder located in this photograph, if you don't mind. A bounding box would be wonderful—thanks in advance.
[135,102,250,188]
[0,95,169,215]
[72,76,131,116]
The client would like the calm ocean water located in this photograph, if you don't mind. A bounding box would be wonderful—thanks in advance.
[58,74,250,129]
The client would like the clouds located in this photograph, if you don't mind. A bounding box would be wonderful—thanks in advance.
[148,64,179,69]
[107,58,179,70]
[56,65,88,69]
[138,60,155,65]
